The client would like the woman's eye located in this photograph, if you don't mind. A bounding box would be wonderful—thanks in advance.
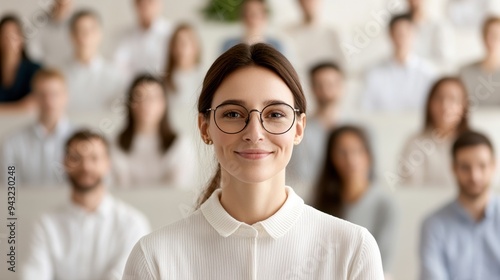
[223,111,242,118]
[267,111,285,118]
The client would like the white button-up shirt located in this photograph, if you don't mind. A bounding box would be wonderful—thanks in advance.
[362,54,438,112]
[21,194,151,280]
[1,119,74,187]
[114,18,173,82]
[123,186,384,280]
[62,56,125,112]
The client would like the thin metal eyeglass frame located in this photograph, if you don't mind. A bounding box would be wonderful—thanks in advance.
[205,102,301,135]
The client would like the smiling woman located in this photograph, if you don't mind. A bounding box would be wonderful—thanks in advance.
[122,43,384,280]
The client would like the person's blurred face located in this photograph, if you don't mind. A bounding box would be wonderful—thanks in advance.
[33,77,68,118]
[298,0,321,19]
[0,21,24,55]
[453,145,496,200]
[199,66,305,184]
[130,82,166,128]
[330,132,371,183]
[243,1,267,31]
[65,138,110,192]
[311,68,344,105]
[390,19,414,54]
[71,15,101,54]
[172,29,199,68]
[135,0,161,26]
[484,22,500,54]
[430,81,465,131]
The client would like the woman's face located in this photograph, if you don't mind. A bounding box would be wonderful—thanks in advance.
[199,66,305,184]
[131,82,166,128]
[0,21,24,54]
[330,132,371,182]
[172,29,198,67]
[430,81,465,131]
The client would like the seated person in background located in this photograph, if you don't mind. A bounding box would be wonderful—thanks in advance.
[163,23,204,138]
[313,125,399,278]
[0,15,41,113]
[420,131,500,280]
[62,9,125,112]
[21,130,151,280]
[460,16,500,107]
[362,14,438,112]
[26,0,74,69]
[285,0,344,72]
[1,69,74,187]
[287,62,345,197]
[407,0,455,70]
[221,0,283,53]
[112,74,196,189]
[114,0,173,82]
[399,77,470,187]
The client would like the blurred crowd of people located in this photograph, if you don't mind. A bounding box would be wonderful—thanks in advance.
[1,0,500,279]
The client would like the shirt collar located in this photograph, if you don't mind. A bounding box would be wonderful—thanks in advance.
[71,56,103,71]
[67,193,114,219]
[201,186,304,240]
[389,53,420,69]
[452,195,499,223]
[33,118,71,140]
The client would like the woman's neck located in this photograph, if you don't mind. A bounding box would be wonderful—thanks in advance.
[342,178,369,204]
[134,121,160,135]
[219,169,287,225]
[1,51,22,87]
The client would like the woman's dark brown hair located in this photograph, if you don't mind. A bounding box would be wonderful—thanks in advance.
[313,125,374,218]
[0,14,29,80]
[164,23,200,93]
[195,43,307,208]
[423,77,469,133]
[118,74,177,153]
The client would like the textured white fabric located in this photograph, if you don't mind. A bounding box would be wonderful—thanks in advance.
[123,186,384,280]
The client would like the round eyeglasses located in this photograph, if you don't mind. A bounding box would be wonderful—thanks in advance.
[206,103,300,135]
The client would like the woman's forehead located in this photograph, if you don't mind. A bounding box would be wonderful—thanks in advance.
[211,66,295,106]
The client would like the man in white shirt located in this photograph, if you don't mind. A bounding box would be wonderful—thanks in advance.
[63,9,125,112]
[21,129,151,280]
[114,0,173,82]
[407,0,455,70]
[1,69,74,187]
[362,13,438,112]
[285,0,344,73]
[27,0,74,69]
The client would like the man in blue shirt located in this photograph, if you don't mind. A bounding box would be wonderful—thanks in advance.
[420,131,500,280]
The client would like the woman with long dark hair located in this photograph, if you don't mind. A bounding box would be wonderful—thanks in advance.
[399,77,470,187]
[163,23,203,137]
[112,74,196,189]
[313,125,398,278]
[0,14,41,112]
[123,44,383,279]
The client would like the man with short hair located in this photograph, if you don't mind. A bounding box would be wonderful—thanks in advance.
[1,68,74,187]
[21,129,151,280]
[420,131,500,279]
[63,9,124,112]
[362,13,437,112]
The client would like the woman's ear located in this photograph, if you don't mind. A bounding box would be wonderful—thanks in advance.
[198,113,211,142]
[294,113,306,145]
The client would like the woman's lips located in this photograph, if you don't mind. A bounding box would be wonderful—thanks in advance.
[235,149,273,160]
